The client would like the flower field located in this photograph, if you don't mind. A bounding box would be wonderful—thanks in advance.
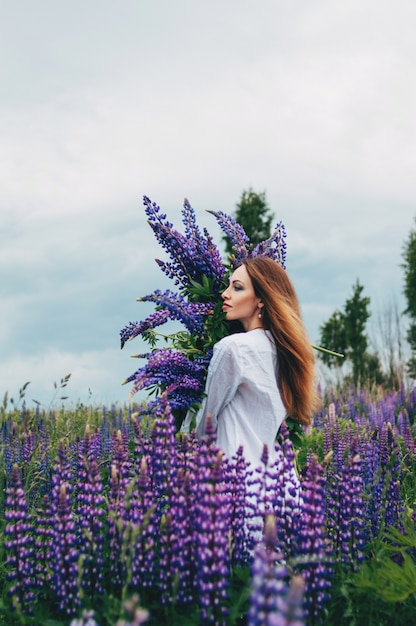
[1,384,416,625]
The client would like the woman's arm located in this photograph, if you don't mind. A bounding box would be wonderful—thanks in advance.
[196,339,241,438]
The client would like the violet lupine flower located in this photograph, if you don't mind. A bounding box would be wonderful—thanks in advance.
[143,196,225,291]
[193,449,232,626]
[227,446,252,567]
[251,221,287,269]
[4,464,35,613]
[368,422,403,537]
[120,309,171,348]
[207,209,250,264]
[128,456,158,591]
[162,468,198,605]
[248,514,291,626]
[50,443,80,615]
[125,348,208,408]
[149,395,178,503]
[247,445,282,545]
[21,429,36,467]
[133,398,179,603]
[326,450,366,572]
[50,482,80,615]
[76,457,106,600]
[296,454,333,624]
[51,441,74,502]
[107,459,130,593]
[33,494,53,592]
[138,289,213,334]
[272,426,304,561]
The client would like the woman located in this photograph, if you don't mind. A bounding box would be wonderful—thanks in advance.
[194,256,319,468]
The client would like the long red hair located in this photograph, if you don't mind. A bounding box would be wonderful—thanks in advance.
[242,257,320,426]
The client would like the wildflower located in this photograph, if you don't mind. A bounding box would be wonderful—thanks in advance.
[50,443,80,615]
[50,482,80,615]
[125,349,208,409]
[296,455,333,623]
[251,220,287,269]
[4,464,35,613]
[33,494,53,590]
[193,445,232,625]
[143,196,225,291]
[76,454,106,600]
[248,514,291,626]
[207,209,250,264]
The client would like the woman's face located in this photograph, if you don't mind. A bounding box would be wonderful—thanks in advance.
[221,264,263,331]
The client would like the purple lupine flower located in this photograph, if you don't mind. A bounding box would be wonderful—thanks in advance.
[21,429,36,467]
[272,425,304,561]
[149,395,178,503]
[143,196,225,291]
[367,422,403,538]
[193,445,232,625]
[120,309,171,348]
[248,514,291,626]
[227,446,252,567]
[76,456,106,600]
[207,209,250,264]
[326,450,366,571]
[107,457,130,593]
[296,454,333,624]
[133,397,179,604]
[139,289,213,334]
[51,440,74,501]
[50,443,80,615]
[4,464,35,613]
[128,455,158,591]
[50,482,80,615]
[125,348,208,408]
[251,220,287,269]
[33,494,53,592]
[162,467,198,605]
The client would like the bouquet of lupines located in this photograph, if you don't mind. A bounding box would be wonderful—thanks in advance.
[120,195,287,425]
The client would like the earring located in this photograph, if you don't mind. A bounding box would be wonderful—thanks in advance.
[258,309,263,319]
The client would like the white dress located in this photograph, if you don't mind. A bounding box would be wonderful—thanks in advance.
[194,328,286,468]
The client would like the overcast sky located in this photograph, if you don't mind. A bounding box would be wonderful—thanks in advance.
[1,0,415,408]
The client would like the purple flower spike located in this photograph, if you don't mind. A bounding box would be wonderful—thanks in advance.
[126,348,209,408]
[143,196,225,291]
[208,209,250,264]
[193,448,232,625]
[296,455,333,623]
[50,483,81,615]
[76,453,106,600]
[139,289,213,335]
[4,464,35,613]
[248,514,291,626]
[252,221,287,269]
[120,310,171,348]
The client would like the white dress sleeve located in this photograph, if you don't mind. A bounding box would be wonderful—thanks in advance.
[196,339,242,438]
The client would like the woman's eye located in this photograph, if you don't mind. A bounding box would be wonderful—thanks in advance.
[234,285,243,291]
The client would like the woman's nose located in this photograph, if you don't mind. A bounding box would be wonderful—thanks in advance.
[222,287,230,300]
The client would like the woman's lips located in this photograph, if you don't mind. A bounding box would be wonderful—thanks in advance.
[222,303,231,310]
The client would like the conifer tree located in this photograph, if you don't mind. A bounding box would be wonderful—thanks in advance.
[402,217,416,378]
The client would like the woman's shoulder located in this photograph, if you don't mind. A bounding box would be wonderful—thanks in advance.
[214,329,272,352]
